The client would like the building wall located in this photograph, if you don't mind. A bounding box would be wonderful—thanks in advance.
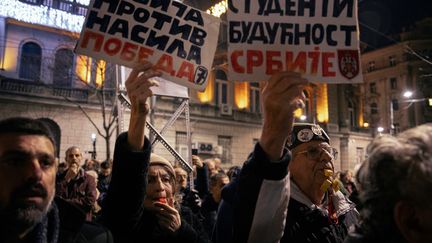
[1,20,77,83]
[0,96,118,162]
[0,0,379,174]
[361,27,432,133]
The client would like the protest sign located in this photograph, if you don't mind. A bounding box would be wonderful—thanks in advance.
[227,0,363,83]
[75,0,220,91]
[121,66,189,98]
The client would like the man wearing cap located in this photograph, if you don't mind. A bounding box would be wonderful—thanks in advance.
[228,74,358,242]
[283,123,358,242]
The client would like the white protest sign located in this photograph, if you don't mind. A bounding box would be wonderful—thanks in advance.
[75,0,220,91]
[227,0,363,83]
[121,66,189,98]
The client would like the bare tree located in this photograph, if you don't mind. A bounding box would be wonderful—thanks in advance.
[50,52,119,161]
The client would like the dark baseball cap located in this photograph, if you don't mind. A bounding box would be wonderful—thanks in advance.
[287,123,330,149]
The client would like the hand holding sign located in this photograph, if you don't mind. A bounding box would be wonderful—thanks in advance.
[228,0,363,83]
[260,71,308,161]
[125,61,160,150]
[125,61,161,115]
[76,0,220,91]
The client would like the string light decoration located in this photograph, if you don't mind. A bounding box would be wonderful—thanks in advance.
[0,0,86,33]
[206,0,227,18]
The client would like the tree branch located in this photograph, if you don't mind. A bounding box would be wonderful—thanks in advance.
[63,96,104,136]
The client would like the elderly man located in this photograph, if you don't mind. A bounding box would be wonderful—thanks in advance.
[284,123,358,242]
[56,146,97,221]
[0,117,112,242]
[228,72,358,243]
[345,124,432,243]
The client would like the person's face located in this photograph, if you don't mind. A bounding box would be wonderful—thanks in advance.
[175,168,188,190]
[289,141,335,193]
[101,167,111,177]
[65,148,82,168]
[0,134,56,231]
[85,160,95,170]
[211,176,229,203]
[346,171,353,182]
[144,165,175,210]
[207,161,217,176]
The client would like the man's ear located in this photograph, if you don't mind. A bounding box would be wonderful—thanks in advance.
[394,201,421,242]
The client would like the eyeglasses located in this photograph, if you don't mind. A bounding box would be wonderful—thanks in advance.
[294,145,338,160]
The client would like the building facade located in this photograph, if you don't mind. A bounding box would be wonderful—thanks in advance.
[0,0,387,172]
[360,18,432,135]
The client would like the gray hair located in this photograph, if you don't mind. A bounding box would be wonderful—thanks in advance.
[355,124,432,241]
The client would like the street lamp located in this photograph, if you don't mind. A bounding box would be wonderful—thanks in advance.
[91,133,97,159]
[403,91,413,98]
[377,126,384,136]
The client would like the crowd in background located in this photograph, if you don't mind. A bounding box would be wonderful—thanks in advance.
[1,65,431,243]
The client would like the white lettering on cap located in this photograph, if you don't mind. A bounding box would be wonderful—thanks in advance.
[311,125,323,136]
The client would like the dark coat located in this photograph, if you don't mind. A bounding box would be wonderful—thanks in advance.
[0,197,112,243]
[201,193,219,237]
[56,168,98,221]
[56,197,113,243]
[101,133,210,243]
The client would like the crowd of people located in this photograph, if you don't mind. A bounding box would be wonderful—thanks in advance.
[1,62,431,243]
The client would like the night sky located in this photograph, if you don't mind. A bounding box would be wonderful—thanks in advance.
[359,0,432,49]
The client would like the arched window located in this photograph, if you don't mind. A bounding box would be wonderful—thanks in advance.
[19,42,42,80]
[53,48,74,87]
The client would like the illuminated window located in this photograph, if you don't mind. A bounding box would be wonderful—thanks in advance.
[95,60,106,87]
[75,55,92,84]
[53,49,74,87]
[234,82,249,109]
[19,42,42,80]
[249,82,260,113]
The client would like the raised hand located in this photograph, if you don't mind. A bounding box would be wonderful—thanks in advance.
[260,71,308,160]
[125,61,161,150]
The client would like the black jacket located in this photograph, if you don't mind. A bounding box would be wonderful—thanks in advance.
[0,197,112,243]
[101,133,210,243]
[56,197,113,243]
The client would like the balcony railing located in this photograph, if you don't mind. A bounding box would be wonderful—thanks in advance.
[0,78,96,103]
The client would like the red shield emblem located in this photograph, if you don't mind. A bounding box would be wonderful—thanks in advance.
[337,50,360,80]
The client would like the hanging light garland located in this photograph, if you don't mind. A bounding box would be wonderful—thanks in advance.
[0,0,87,33]
[206,0,227,18]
